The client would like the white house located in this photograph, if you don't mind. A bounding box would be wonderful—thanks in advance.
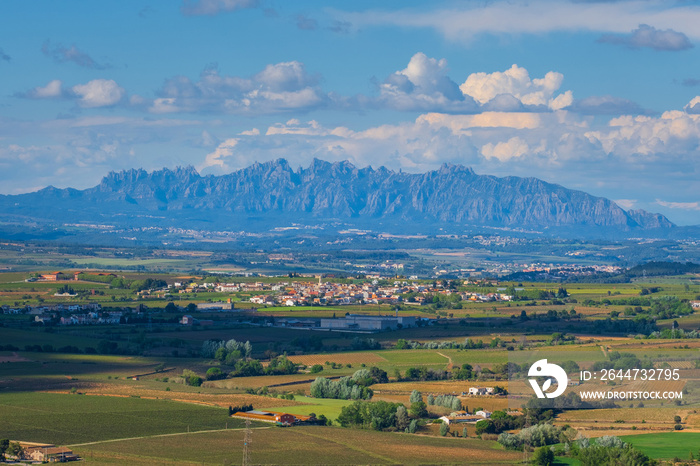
[468,387,495,396]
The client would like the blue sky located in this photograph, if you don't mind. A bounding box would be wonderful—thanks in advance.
[2,0,700,224]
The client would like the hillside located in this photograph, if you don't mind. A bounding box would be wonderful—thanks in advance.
[0,158,675,237]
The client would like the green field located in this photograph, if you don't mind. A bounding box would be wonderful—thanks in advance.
[273,396,355,421]
[0,392,250,445]
[619,432,700,460]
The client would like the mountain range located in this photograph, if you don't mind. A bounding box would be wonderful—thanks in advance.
[0,158,677,238]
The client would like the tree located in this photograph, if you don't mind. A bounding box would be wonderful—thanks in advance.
[674,415,681,424]
[395,405,409,430]
[408,419,418,433]
[0,439,9,461]
[409,401,427,418]
[409,389,423,404]
[205,367,224,380]
[440,422,449,436]
[462,427,468,438]
[531,446,554,466]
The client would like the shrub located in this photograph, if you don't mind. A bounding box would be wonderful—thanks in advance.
[531,446,554,466]
[205,367,225,381]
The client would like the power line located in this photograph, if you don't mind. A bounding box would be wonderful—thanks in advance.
[242,418,252,466]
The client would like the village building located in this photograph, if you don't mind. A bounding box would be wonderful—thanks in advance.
[320,314,416,331]
[196,301,236,311]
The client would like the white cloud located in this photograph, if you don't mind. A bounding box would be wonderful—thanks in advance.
[417,112,542,130]
[71,79,125,108]
[41,40,110,69]
[599,24,693,51]
[378,55,572,114]
[459,64,571,110]
[379,52,473,112]
[614,199,637,210]
[181,0,258,16]
[587,105,700,158]
[200,138,239,170]
[481,137,530,161]
[29,79,63,98]
[655,200,700,211]
[685,96,700,114]
[255,62,318,92]
[336,1,700,42]
[151,63,328,115]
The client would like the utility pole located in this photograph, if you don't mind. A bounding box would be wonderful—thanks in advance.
[242,418,252,466]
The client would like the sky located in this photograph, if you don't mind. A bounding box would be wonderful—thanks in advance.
[2,0,700,225]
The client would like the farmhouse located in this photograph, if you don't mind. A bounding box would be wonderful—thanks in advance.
[231,409,312,426]
[41,271,67,281]
[468,387,495,396]
[691,300,700,309]
[439,409,491,425]
[180,315,195,325]
[439,414,485,425]
[18,443,78,462]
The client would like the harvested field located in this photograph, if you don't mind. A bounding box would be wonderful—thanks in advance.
[0,352,31,363]
[288,352,388,366]
[44,383,307,410]
[207,374,318,390]
[372,380,509,394]
[558,407,694,424]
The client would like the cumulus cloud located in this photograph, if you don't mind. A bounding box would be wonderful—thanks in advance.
[481,136,531,161]
[71,79,125,108]
[685,96,700,114]
[599,24,693,51]
[198,94,700,189]
[181,0,258,16]
[41,40,110,69]
[586,105,700,159]
[379,53,476,113]
[378,54,573,114]
[150,62,328,114]
[0,47,10,62]
[459,64,573,111]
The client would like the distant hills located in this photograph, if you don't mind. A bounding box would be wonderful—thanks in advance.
[0,158,677,238]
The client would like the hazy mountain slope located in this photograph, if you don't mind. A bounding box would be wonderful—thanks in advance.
[0,158,675,235]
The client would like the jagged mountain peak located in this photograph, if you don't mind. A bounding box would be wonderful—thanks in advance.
[0,158,676,236]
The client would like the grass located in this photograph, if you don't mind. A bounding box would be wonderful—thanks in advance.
[619,432,700,459]
[0,392,251,445]
[272,395,356,421]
